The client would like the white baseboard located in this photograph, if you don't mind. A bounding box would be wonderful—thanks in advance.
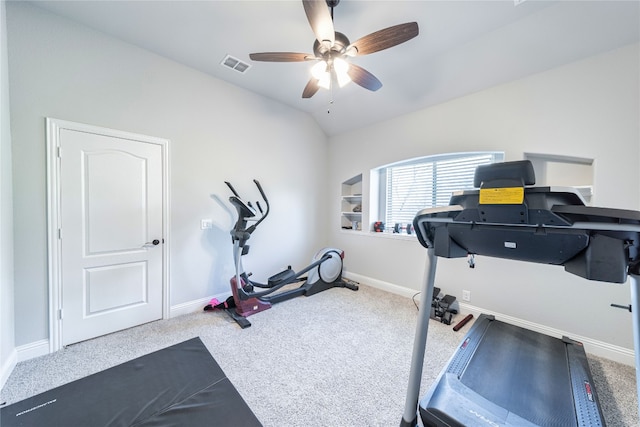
[13,339,50,365]
[10,295,233,367]
[344,272,420,299]
[1,348,17,389]
[2,340,52,382]
[346,272,635,367]
[169,292,231,318]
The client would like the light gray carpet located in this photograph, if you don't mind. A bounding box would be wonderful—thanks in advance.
[1,284,638,426]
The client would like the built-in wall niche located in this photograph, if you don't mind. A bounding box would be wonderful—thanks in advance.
[341,174,363,231]
[524,153,594,204]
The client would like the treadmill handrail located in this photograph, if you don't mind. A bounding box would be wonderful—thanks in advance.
[415,215,640,233]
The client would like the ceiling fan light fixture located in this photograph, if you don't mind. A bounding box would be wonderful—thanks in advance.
[333,57,351,87]
[311,60,331,89]
[311,60,328,79]
[333,57,349,74]
[318,72,331,90]
[336,70,351,88]
[252,1,418,98]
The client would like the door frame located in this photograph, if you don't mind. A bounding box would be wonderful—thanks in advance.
[46,118,171,352]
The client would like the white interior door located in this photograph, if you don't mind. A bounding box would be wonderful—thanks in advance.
[57,126,165,346]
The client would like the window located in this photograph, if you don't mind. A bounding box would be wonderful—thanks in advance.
[377,152,504,233]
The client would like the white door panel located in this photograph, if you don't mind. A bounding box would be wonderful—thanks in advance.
[84,150,148,254]
[59,128,164,346]
[84,261,148,314]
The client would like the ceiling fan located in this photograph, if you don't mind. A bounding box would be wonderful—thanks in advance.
[249,0,419,99]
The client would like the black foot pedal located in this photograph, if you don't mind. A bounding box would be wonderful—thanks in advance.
[344,279,359,291]
[225,308,251,329]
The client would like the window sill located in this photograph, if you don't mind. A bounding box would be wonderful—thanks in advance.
[368,231,417,241]
[340,229,417,241]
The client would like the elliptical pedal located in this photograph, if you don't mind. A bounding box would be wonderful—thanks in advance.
[267,268,296,287]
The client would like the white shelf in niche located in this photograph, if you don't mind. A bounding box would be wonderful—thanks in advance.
[341,174,362,231]
[342,195,362,203]
[524,152,594,205]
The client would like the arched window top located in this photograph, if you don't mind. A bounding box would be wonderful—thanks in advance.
[375,152,504,233]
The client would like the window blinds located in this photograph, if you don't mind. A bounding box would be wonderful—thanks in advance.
[385,153,501,227]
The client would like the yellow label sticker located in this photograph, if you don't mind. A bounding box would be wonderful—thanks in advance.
[479,187,524,205]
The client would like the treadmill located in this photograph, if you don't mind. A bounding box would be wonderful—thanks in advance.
[400,160,640,427]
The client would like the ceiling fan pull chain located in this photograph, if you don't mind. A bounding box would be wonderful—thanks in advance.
[328,79,334,114]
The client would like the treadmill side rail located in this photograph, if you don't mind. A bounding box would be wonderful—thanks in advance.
[566,342,605,426]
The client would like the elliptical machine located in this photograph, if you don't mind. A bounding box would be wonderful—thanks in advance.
[224,179,358,328]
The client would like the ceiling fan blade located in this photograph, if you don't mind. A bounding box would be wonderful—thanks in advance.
[302,78,320,98]
[346,22,419,56]
[347,63,382,91]
[249,52,315,62]
[302,0,335,48]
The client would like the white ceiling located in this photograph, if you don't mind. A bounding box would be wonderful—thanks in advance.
[28,0,640,136]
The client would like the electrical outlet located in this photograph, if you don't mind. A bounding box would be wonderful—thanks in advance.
[462,290,471,302]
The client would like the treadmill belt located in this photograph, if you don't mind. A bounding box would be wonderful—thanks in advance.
[460,321,576,426]
[0,337,262,427]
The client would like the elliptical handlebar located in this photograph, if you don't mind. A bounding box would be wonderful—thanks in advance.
[226,179,270,237]
[224,181,240,198]
[247,180,269,234]
[253,179,268,207]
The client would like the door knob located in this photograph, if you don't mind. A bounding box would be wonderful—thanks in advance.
[142,239,161,248]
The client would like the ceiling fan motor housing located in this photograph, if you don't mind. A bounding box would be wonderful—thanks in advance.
[313,31,350,59]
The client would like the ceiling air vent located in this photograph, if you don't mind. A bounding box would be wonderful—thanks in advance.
[221,55,251,74]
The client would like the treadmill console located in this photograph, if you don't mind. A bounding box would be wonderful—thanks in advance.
[412,160,640,283]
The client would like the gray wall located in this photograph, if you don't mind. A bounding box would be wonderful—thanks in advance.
[6,2,329,347]
[1,0,16,384]
[329,43,640,351]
